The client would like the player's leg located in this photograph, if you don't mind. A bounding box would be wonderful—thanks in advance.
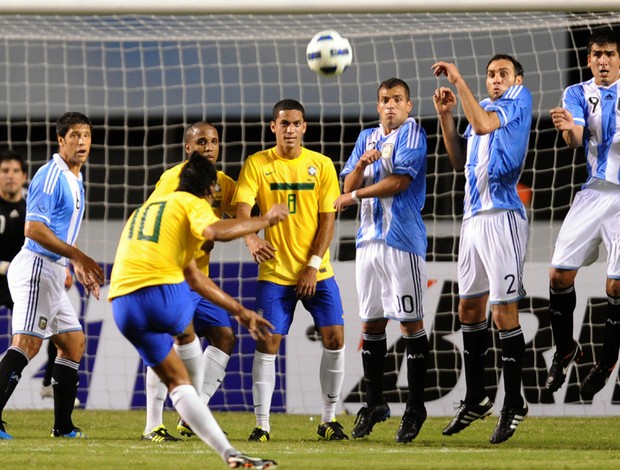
[377,248,428,443]
[351,241,391,439]
[443,217,494,437]
[193,296,236,405]
[51,328,85,437]
[0,333,41,439]
[398,319,428,443]
[304,277,346,440]
[581,217,620,400]
[1,251,59,439]
[173,323,203,391]
[141,365,180,441]
[485,210,528,444]
[112,285,276,468]
[248,281,290,441]
[547,188,606,391]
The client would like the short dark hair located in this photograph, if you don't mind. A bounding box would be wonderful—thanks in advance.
[177,151,217,198]
[184,121,218,144]
[56,112,92,138]
[0,149,26,173]
[272,99,305,122]
[588,29,620,54]
[487,54,524,78]
[378,78,411,101]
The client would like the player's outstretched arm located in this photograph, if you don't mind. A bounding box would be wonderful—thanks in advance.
[236,202,278,264]
[183,261,274,340]
[204,203,287,243]
[433,86,466,170]
[25,220,104,298]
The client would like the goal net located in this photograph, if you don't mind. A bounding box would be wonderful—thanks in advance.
[1,10,619,417]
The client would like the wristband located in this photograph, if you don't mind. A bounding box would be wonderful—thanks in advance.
[351,190,361,204]
[307,255,322,270]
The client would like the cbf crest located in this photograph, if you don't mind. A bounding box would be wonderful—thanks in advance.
[308,166,317,178]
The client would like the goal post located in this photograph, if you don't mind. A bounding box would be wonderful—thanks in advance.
[0,10,618,416]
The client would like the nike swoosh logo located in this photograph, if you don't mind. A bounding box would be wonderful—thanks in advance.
[265,171,275,176]
[327,394,339,399]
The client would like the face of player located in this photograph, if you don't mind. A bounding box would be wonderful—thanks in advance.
[185,125,220,164]
[486,59,522,101]
[588,43,620,86]
[0,159,27,201]
[58,124,92,175]
[377,85,412,132]
[271,109,306,158]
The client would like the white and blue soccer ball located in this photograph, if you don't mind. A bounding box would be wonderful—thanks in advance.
[306,30,352,77]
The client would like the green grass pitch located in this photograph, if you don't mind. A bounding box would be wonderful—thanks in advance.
[1,410,619,469]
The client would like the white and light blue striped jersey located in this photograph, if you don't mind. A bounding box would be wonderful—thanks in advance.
[562,77,620,186]
[24,153,85,263]
[463,84,532,220]
[341,117,427,257]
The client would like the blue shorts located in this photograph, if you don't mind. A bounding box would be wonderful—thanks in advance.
[255,277,344,335]
[111,282,195,367]
[190,290,233,335]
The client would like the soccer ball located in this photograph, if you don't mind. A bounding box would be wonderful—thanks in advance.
[306,30,352,77]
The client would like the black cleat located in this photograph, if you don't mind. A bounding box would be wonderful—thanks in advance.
[317,420,349,440]
[395,407,427,443]
[544,342,583,392]
[580,362,616,400]
[489,403,528,444]
[351,402,391,439]
[442,396,493,436]
[227,453,277,469]
[141,425,181,442]
[248,427,270,442]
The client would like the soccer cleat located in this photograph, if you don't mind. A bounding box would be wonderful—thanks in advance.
[580,362,616,400]
[40,384,54,399]
[544,342,583,392]
[489,403,528,444]
[141,425,181,442]
[227,453,277,469]
[395,407,427,443]
[51,427,87,438]
[0,420,13,440]
[177,417,195,437]
[351,402,391,439]
[317,420,349,441]
[248,427,270,442]
[442,396,494,436]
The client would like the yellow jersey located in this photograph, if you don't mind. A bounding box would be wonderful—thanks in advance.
[233,146,340,285]
[147,161,237,274]
[108,191,219,300]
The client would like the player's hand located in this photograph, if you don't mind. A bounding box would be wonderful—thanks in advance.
[71,252,104,300]
[356,149,381,170]
[334,192,358,211]
[245,233,276,264]
[549,107,575,131]
[433,87,457,114]
[234,307,274,341]
[432,61,462,85]
[264,203,289,226]
[295,265,318,299]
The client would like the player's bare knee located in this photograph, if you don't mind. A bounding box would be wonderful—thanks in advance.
[549,267,577,290]
[319,326,344,350]
[607,278,620,298]
[207,327,236,354]
[12,334,43,359]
